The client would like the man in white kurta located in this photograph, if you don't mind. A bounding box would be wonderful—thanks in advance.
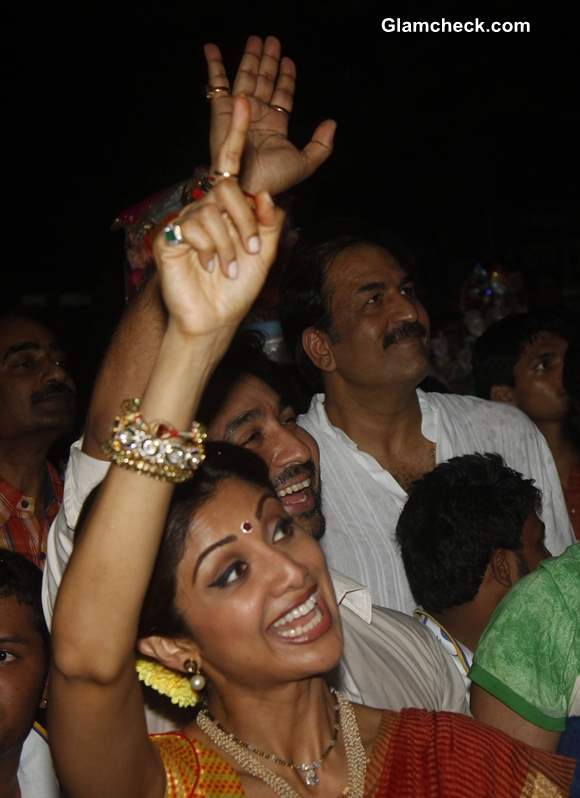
[280,237,574,612]
[299,390,573,612]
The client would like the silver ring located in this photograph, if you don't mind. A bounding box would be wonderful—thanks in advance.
[270,104,290,115]
[163,222,184,246]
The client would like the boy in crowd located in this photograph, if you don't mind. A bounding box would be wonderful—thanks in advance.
[0,550,58,797]
[396,452,550,692]
[472,309,580,539]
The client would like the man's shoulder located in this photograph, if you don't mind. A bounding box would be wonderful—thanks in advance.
[510,544,580,613]
[300,390,537,438]
[339,602,446,674]
[366,603,449,653]
[477,547,580,661]
[423,391,546,458]
[424,390,536,428]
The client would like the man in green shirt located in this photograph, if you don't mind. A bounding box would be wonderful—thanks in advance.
[470,543,580,755]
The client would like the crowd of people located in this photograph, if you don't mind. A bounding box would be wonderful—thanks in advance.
[1,35,578,798]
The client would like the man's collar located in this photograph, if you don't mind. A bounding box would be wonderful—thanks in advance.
[329,569,373,624]
[308,391,437,447]
[414,609,474,675]
[0,463,61,515]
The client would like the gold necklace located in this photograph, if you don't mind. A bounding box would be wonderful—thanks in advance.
[196,689,367,798]
[199,689,340,787]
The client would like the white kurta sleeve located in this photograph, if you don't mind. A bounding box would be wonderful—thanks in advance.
[42,440,110,626]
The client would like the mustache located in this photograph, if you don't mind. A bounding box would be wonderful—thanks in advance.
[383,321,428,350]
[272,460,316,490]
[31,381,76,405]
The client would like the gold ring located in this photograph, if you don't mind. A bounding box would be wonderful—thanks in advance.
[205,85,231,100]
[212,170,239,179]
[270,104,290,115]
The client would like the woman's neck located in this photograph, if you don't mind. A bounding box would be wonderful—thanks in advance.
[200,678,336,764]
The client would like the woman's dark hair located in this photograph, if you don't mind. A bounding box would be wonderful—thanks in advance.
[76,442,274,641]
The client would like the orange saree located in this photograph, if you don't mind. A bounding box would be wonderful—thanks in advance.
[152,708,575,797]
[367,709,575,797]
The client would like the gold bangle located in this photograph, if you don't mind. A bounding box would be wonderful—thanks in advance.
[102,399,206,483]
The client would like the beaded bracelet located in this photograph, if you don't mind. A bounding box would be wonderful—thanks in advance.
[102,399,206,483]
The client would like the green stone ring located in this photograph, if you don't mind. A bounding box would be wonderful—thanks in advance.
[164,222,184,246]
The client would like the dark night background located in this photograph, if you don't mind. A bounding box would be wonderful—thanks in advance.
[5,1,579,425]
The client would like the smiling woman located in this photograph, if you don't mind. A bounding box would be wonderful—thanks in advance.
[47,37,575,798]
[137,446,341,691]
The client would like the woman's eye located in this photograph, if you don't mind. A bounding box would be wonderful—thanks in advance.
[0,650,15,663]
[534,359,549,373]
[365,293,381,306]
[401,283,416,298]
[211,561,248,588]
[273,518,294,543]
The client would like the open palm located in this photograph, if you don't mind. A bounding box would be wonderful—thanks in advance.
[206,36,336,196]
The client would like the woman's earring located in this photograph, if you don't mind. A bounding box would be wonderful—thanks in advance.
[184,659,206,691]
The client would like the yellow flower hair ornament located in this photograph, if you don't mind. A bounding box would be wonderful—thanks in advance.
[135,658,200,708]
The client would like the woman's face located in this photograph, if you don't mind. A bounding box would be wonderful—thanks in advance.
[173,478,342,691]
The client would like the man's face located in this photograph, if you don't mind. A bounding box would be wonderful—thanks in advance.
[0,318,76,440]
[206,376,325,539]
[511,332,569,424]
[0,595,46,757]
[320,244,431,390]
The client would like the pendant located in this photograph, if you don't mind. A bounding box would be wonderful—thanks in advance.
[303,768,320,787]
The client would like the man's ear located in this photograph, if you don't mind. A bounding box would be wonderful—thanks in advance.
[302,327,336,373]
[490,384,517,405]
[489,548,515,590]
[137,635,200,674]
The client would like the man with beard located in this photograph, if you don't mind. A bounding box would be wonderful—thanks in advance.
[43,334,469,715]
[0,314,75,569]
[279,232,574,611]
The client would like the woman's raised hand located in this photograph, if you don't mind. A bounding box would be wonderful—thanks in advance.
[153,95,284,339]
[205,36,336,196]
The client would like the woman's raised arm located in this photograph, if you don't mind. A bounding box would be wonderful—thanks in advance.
[49,96,285,798]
